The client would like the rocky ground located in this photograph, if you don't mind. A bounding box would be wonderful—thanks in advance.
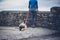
[0,26,60,40]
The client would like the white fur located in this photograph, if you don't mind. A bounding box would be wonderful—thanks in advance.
[19,22,27,30]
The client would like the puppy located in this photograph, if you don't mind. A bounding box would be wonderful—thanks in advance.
[19,22,27,31]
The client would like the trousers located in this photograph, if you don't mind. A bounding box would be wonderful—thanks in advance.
[26,9,37,26]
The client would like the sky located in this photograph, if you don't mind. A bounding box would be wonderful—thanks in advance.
[0,0,60,11]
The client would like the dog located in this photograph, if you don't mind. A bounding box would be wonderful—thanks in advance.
[19,22,27,31]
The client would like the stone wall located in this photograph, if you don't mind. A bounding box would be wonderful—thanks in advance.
[50,7,60,30]
[0,7,60,30]
[0,11,50,26]
[0,11,28,26]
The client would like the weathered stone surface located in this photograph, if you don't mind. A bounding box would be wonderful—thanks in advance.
[50,7,60,30]
[0,27,58,40]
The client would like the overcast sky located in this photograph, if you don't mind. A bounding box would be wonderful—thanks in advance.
[0,0,60,11]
